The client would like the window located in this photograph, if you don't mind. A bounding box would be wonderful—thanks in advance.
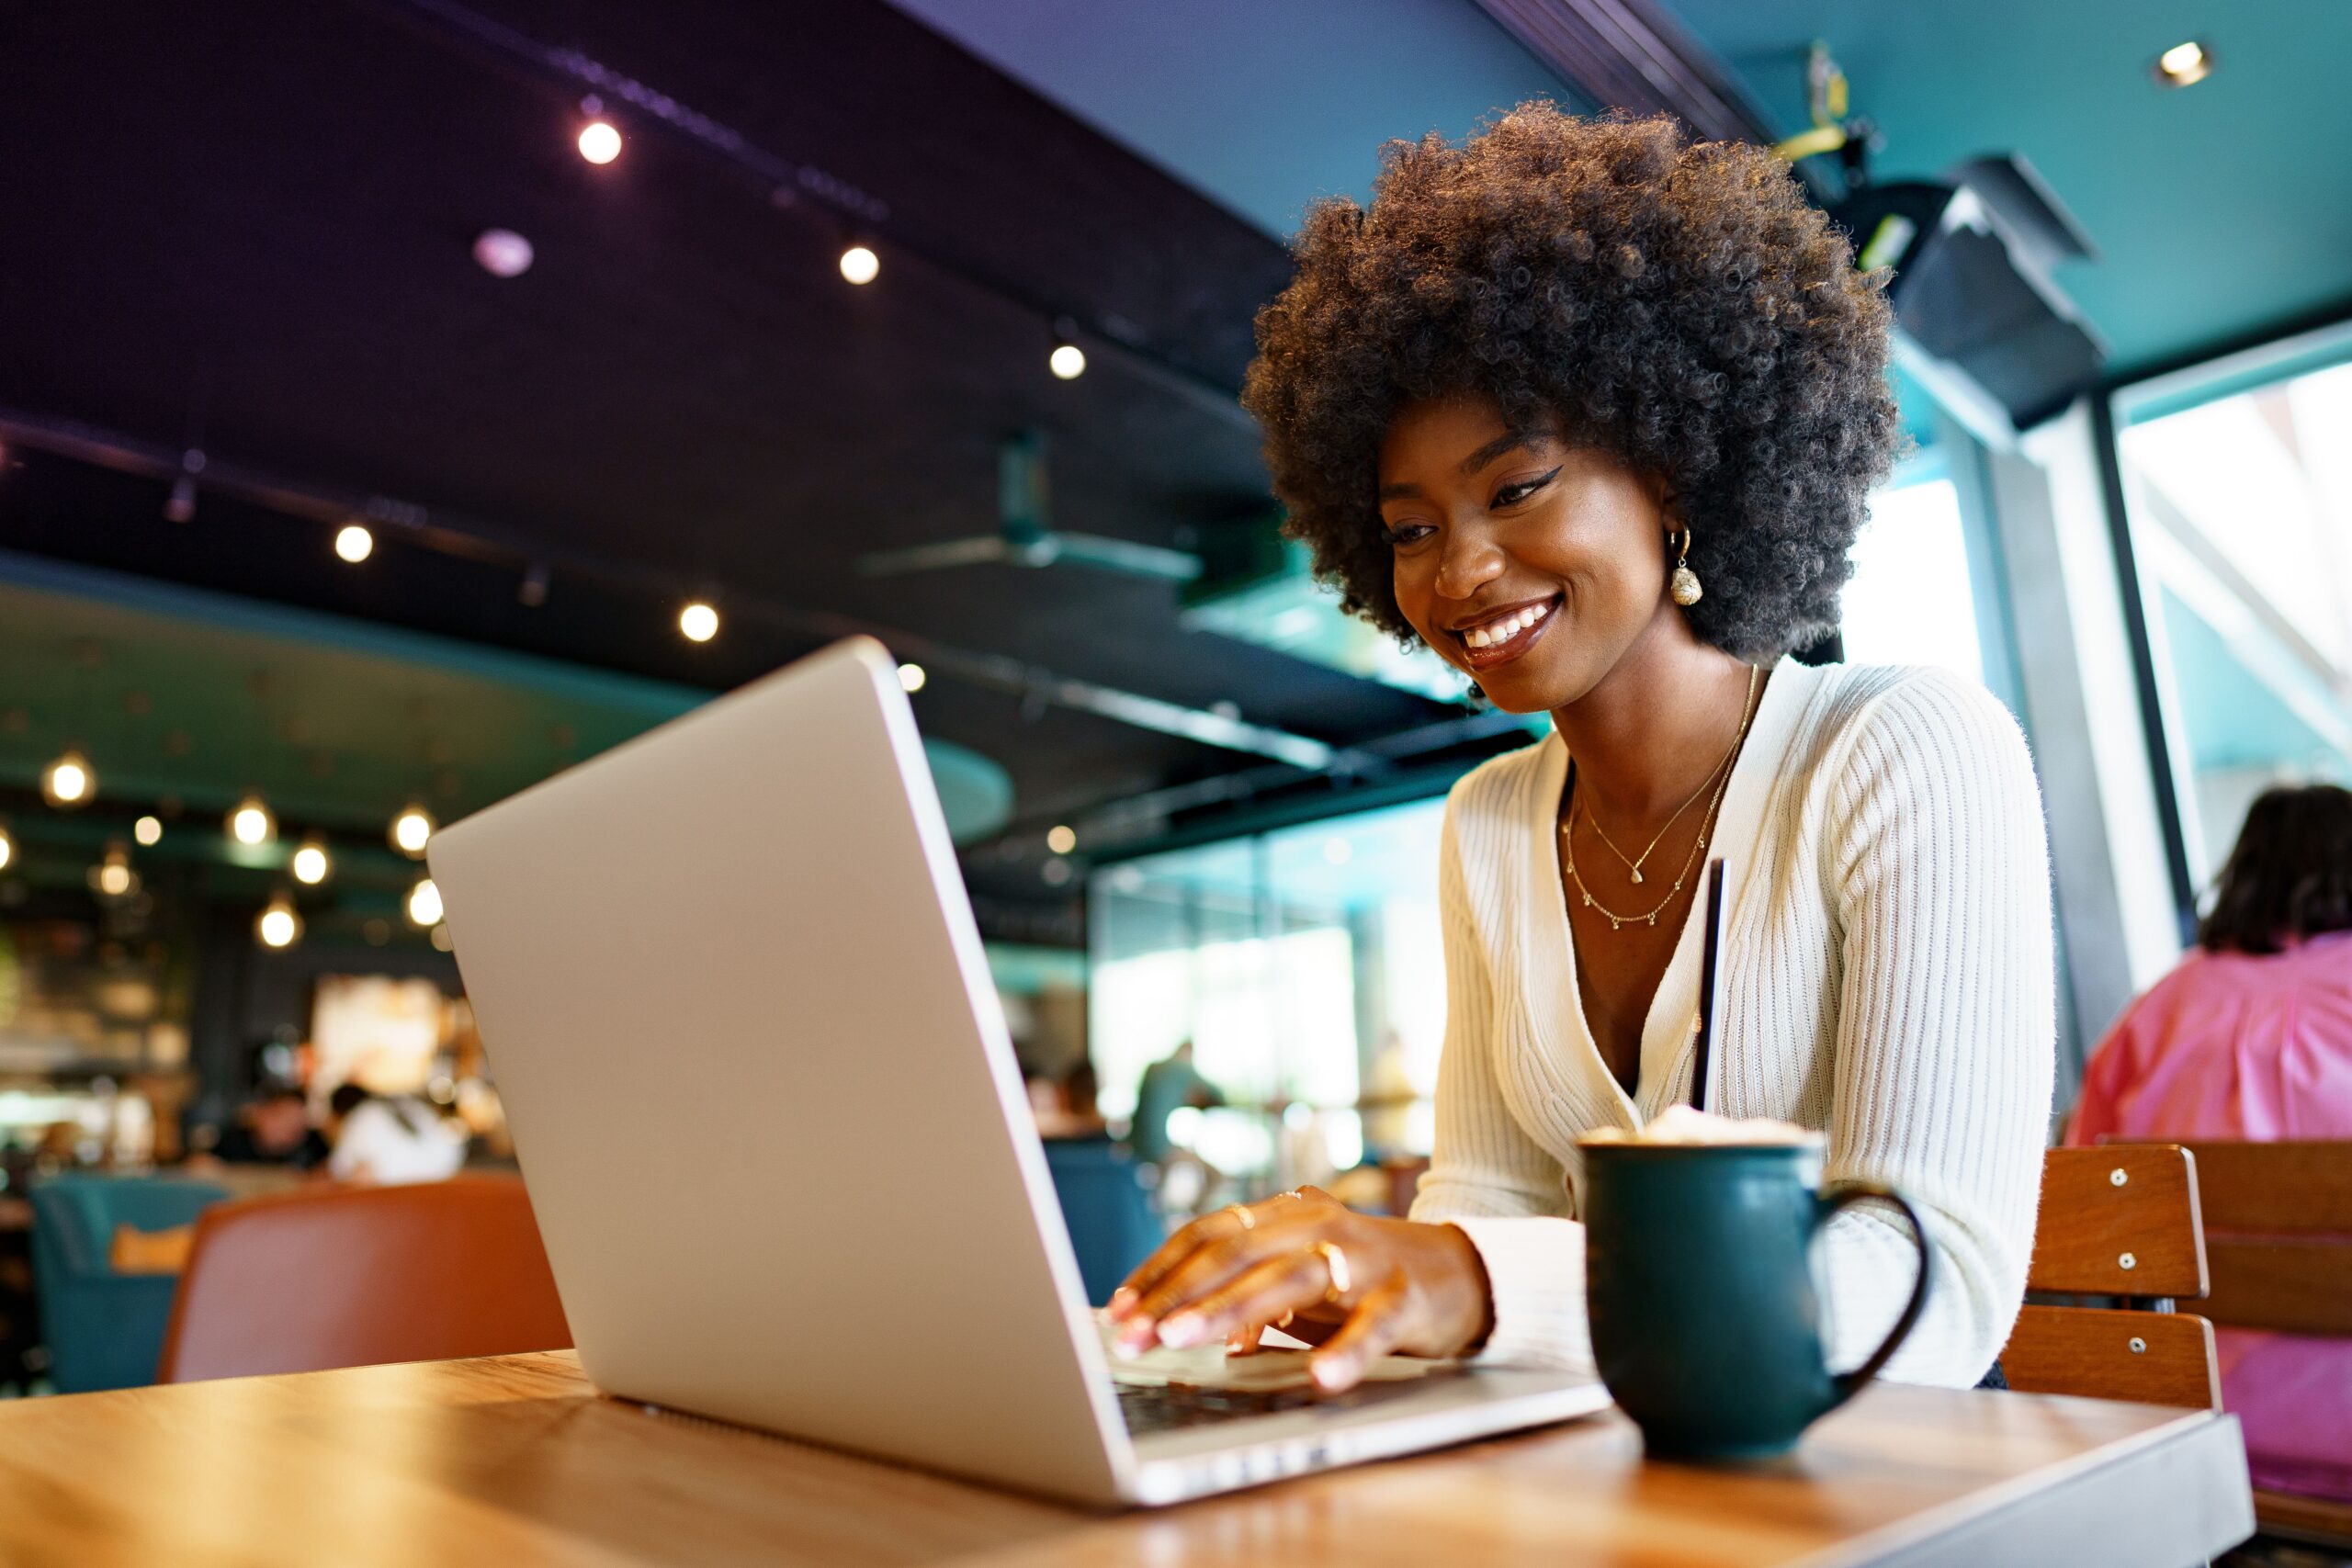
[1840,462,1989,685]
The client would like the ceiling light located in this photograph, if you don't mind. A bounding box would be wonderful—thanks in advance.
[390,803,435,858]
[133,815,163,846]
[679,601,719,642]
[256,893,303,950]
[839,244,880,286]
[334,523,374,562]
[578,119,622,164]
[898,662,926,693]
[2154,39,2212,86]
[1048,341,1087,380]
[291,837,333,886]
[408,876,445,928]
[0,822,14,872]
[41,750,95,808]
[472,228,535,277]
[90,840,138,899]
[227,794,277,847]
[1046,824,1077,854]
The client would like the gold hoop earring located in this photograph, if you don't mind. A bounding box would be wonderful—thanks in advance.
[1669,530,1704,607]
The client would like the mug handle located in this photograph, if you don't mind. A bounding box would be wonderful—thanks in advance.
[1812,1182,1934,1412]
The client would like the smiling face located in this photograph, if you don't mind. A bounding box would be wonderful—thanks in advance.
[1378,396,1679,714]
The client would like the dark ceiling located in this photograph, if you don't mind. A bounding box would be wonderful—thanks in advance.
[0,0,1515,926]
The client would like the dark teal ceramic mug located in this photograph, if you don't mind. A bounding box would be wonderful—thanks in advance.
[1580,1139,1933,1461]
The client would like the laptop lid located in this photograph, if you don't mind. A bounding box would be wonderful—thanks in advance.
[429,637,1133,1502]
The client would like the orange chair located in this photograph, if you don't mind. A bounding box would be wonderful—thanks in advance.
[157,1176,571,1383]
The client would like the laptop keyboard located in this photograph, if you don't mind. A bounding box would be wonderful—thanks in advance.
[1114,1372,1453,1435]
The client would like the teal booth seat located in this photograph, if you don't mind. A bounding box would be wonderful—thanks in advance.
[1040,1139,1163,1306]
[30,1176,228,1393]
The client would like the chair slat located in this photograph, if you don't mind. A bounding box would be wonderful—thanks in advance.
[2027,1146,2208,1298]
[2253,1488,2352,1551]
[2000,1305,2221,1410]
[2171,1140,2352,1232]
[2200,1237,2352,1336]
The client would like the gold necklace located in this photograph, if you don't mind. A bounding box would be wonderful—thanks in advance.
[1580,666,1758,885]
[1560,669,1760,931]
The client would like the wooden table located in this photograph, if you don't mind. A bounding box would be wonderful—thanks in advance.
[0,1351,2252,1566]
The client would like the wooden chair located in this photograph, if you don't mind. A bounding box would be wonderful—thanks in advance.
[2130,1140,2352,1550]
[2000,1145,2222,1410]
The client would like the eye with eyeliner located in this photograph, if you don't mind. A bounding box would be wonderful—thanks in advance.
[1492,465,1562,509]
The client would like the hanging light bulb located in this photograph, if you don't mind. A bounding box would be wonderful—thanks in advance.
[0,822,13,872]
[226,793,277,847]
[134,814,164,846]
[334,523,375,563]
[407,876,444,928]
[290,835,333,886]
[1048,340,1087,380]
[41,750,96,808]
[839,243,880,285]
[679,601,719,642]
[89,840,140,899]
[898,662,927,693]
[577,119,622,164]
[256,892,303,950]
[390,803,435,858]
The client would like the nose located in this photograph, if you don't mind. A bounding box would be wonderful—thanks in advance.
[1434,521,1506,603]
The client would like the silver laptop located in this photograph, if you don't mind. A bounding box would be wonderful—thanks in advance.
[428,637,1606,1507]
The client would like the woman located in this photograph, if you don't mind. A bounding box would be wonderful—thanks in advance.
[1107,107,2054,1393]
[2067,784,2352,1503]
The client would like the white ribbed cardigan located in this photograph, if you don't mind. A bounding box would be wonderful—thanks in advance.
[1409,660,2056,1387]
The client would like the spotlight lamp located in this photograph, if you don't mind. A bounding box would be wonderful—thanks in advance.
[291,836,333,886]
[256,892,303,950]
[2154,39,2212,87]
[578,118,622,164]
[679,601,720,642]
[334,523,375,563]
[41,750,96,808]
[407,876,445,928]
[839,243,880,286]
[390,803,435,858]
[227,793,277,847]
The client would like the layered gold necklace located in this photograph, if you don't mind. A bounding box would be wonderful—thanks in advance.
[1560,665,1759,932]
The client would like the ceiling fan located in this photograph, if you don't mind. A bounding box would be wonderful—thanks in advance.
[855,429,1202,583]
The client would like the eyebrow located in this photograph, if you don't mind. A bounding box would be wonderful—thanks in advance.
[1375,430,1549,502]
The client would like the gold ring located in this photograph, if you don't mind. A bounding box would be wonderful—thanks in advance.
[1222,1203,1256,1233]
[1313,1240,1352,1303]
[1275,1310,1295,1329]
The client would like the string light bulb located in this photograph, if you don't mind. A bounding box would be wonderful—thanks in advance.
[41,750,96,808]
[134,815,163,846]
[898,662,926,693]
[839,243,880,285]
[227,794,277,847]
[256,892,303,950]
[679,601,719,642]
[407,876,444,928]
[334,524,374,563]
[578,119,622,164]
[390,803,435,858]
[291,836,333,886]
[90,840,139,899]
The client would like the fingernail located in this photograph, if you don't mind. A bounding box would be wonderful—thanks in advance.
[1312,1356,1352,1391]
[1159,1314,1207,1348]
[1107,1287,1137,1317]
[1118,1320,1157,1353]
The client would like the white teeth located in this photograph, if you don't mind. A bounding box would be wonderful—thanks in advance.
[1467,626,1491,649]
[1464,602,1555,652]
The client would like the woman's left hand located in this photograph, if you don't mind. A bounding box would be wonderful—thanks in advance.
[1103,1187,1492,1392]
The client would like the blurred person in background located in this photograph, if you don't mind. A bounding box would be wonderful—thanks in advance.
[326,1083,469,1186]
[2068,783,2352,1503]
[204,1086,330,1171]
[1129,1041,1223,1168]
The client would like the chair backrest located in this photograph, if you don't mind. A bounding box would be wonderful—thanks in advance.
[1040,1138,1162,1306]
[2159,1140,2352,1338]
[2001,1146,2220,1409]
[29,1176,227,1278]
[157,1176,571,1382]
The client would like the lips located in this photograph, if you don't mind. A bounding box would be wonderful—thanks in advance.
[1448,595,1560,671]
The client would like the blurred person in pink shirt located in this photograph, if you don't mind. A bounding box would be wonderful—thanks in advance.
[2068,784,2352,1503]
